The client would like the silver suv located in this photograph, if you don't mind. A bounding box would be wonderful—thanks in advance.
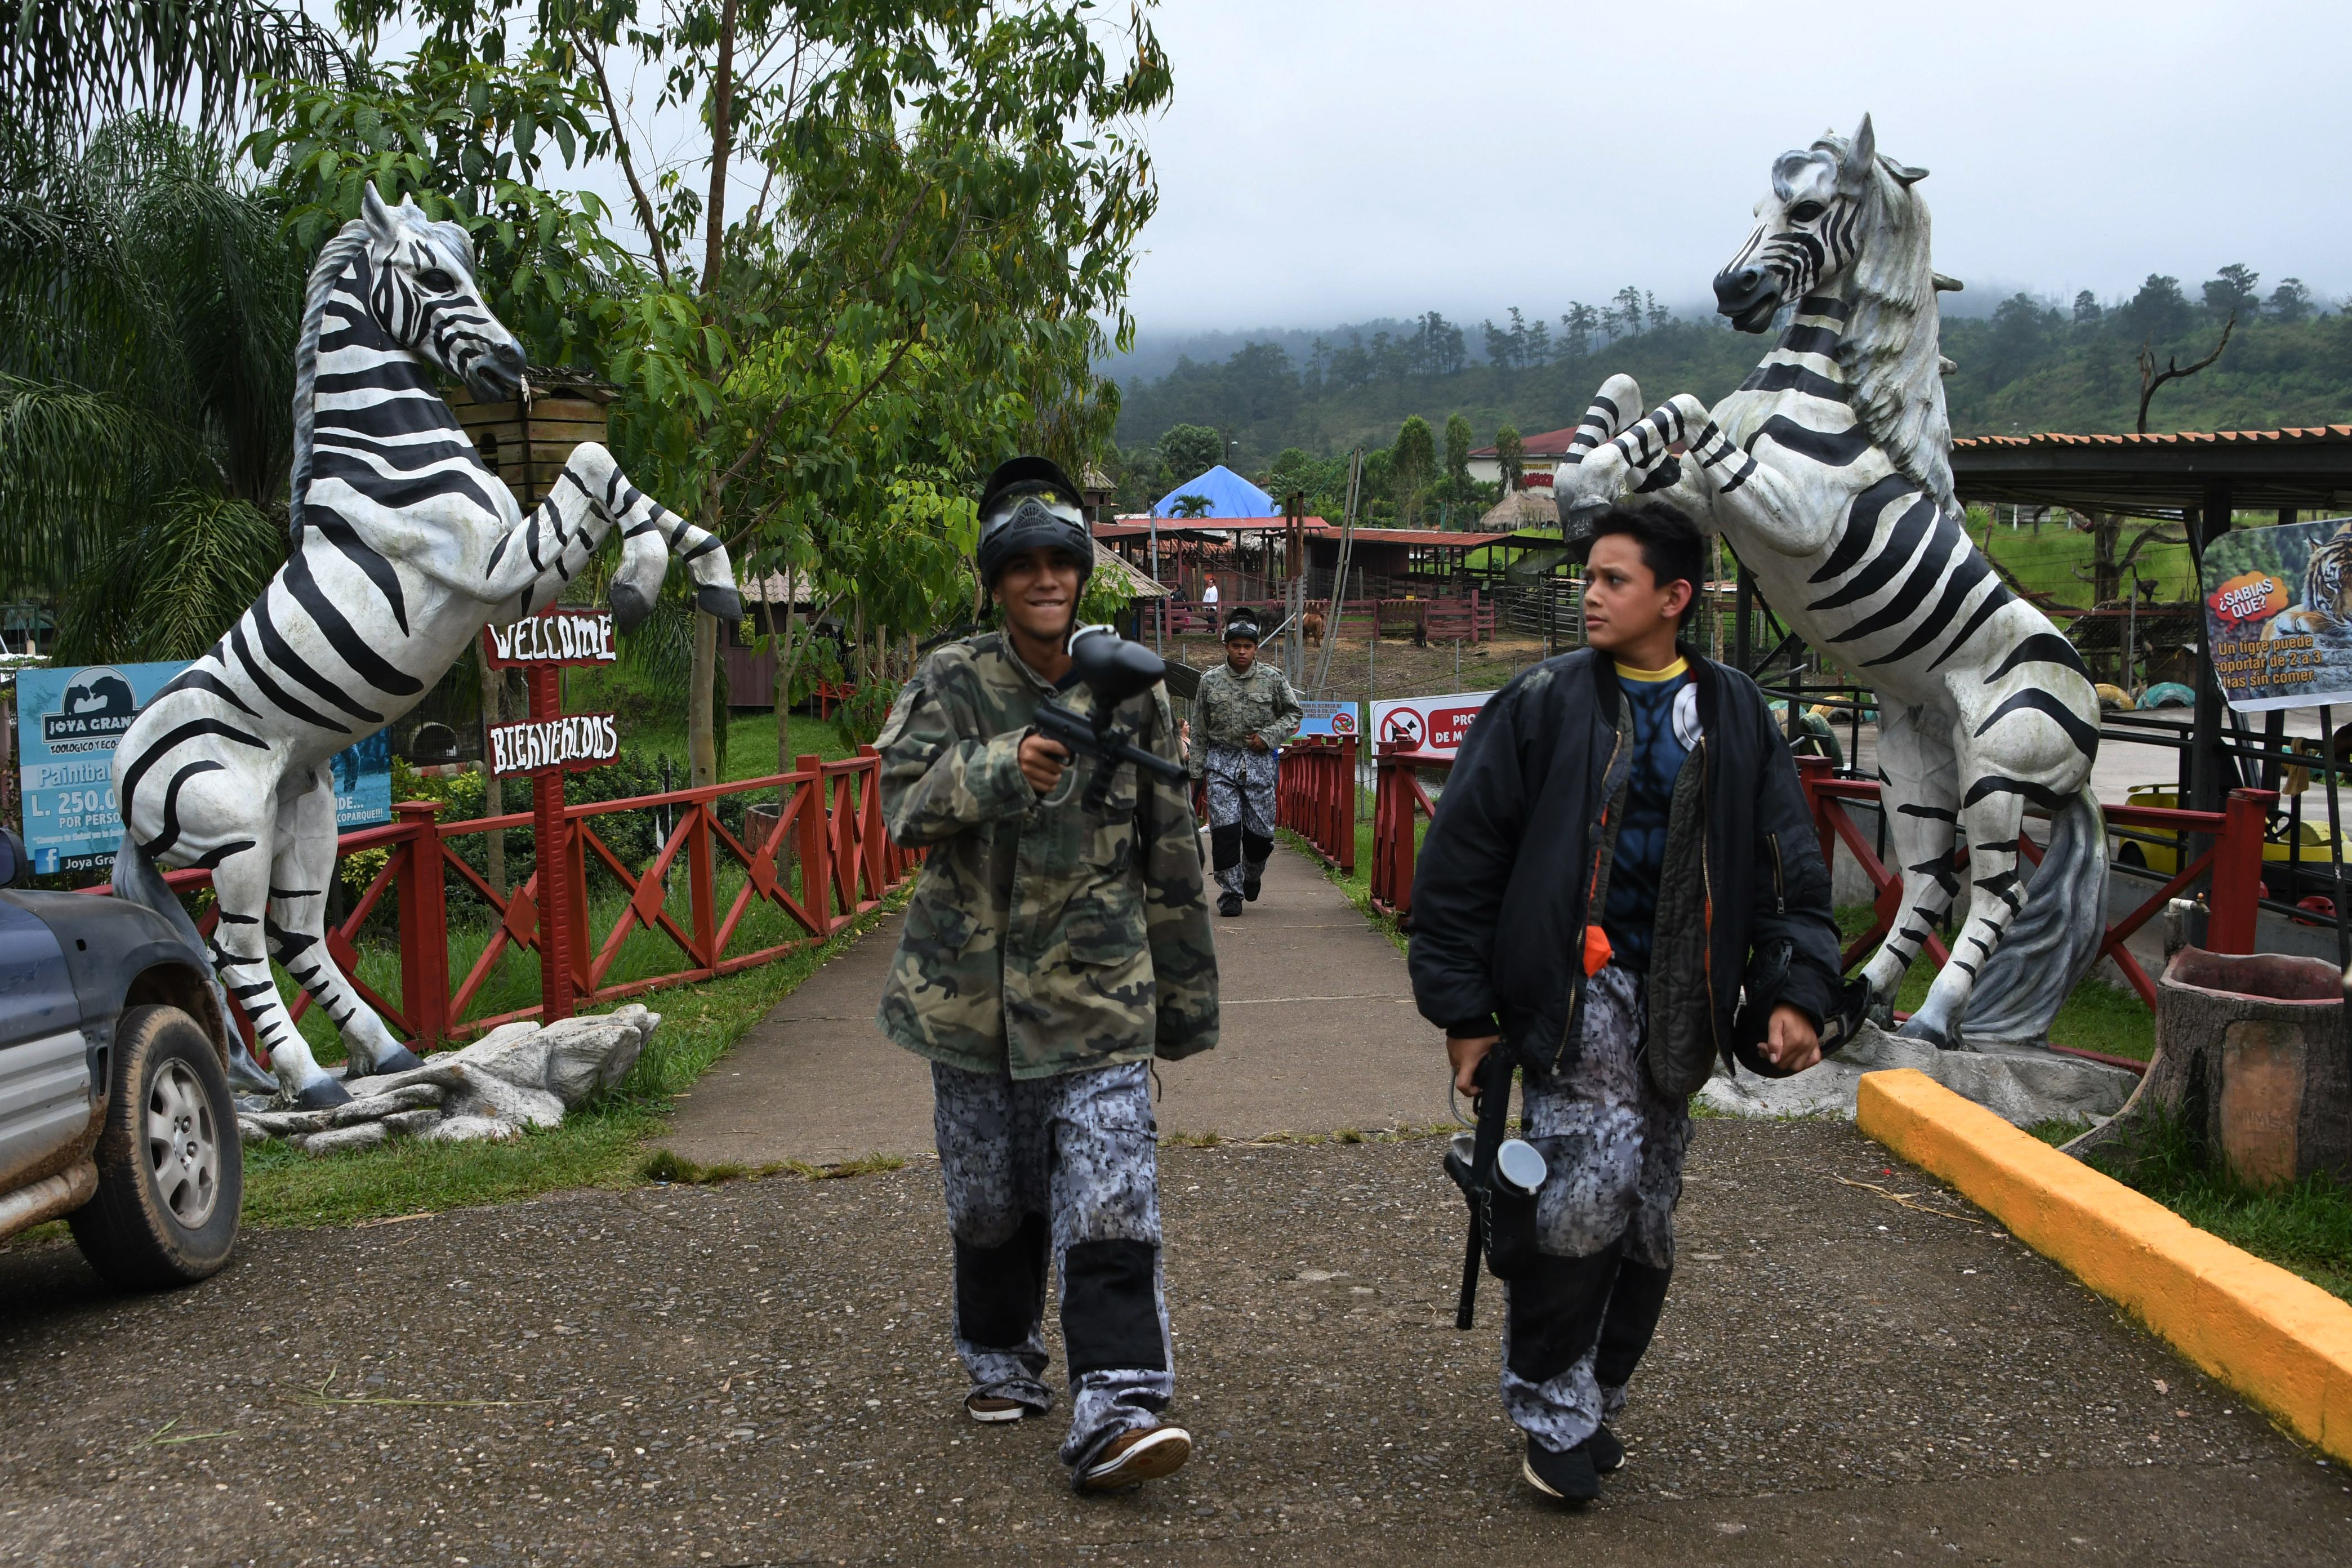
[0,827,242,1285]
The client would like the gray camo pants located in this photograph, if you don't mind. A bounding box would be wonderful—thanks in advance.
[1501,963,1692,1454]
[931,1059,1173,1476]
[1203,742,1277,898]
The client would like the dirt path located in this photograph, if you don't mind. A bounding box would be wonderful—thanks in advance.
[3,1120,2342,1567]
[660,842,1445,1169]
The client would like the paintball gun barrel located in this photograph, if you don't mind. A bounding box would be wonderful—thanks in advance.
[1033,625,1186,809]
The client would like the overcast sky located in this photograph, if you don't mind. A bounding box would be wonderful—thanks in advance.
[1124,0,2352,332]
[336,1,2352,336]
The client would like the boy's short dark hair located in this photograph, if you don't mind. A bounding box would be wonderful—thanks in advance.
[1587,502,1705,625]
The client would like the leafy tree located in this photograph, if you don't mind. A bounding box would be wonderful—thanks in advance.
[1159,422,1224,483]
[0,117,305,661]
[2073,289,2101,324]
[2203,263,2261,319]
[1645,291,1669,332]
[1559,303,1597,357]
[2269,277,2314,323]
[1168,492,1213,519]
[308,0,1170,779]
[1391,413,1434,525]
[1479,317,1509,369]
[1612,284,1644,338]
[1494,424,1524,492]
[1442,412,1472,496]
[2120,273,2191,340]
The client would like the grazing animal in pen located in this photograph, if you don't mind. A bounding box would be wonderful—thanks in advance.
[108,186,741,1107]
[1553,115,2104,1052]
[1300,611,1326,647]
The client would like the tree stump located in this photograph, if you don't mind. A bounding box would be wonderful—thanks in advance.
[2066,947,2352,1187]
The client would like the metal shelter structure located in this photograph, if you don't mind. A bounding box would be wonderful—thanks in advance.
[1948,425,2352,827]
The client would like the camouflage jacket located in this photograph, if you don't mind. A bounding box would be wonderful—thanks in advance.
[1187,661,1304,778]
[873,631,1219,1079]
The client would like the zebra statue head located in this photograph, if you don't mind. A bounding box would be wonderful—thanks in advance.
[1712,113,1931,333]
[356,183,527,403]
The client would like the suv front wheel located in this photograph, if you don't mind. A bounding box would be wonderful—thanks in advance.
[68,1005,243,1288]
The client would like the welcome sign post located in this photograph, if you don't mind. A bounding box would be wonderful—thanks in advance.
[482,610,622,1022]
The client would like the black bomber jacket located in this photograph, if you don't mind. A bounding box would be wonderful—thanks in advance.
[1406,646,1841,1085]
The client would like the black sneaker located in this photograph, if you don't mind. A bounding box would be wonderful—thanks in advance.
[1217,892,1243,917]
[1586,1424,1625,1473]
[1242,868,1262,901]
[1522,1435,1600,1504]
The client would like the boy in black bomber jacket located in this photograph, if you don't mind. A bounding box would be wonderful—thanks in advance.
[1408,502,1841,1505]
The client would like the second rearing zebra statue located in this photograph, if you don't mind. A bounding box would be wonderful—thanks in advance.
[1554,115,2106,1053]
[109,185,742,1108]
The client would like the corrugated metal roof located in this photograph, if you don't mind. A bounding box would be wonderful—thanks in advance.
[1954,425,2352,449]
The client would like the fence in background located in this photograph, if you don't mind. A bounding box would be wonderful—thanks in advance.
[1340,742,2271,1030]
[83,748,916,1055]
[1276,737,1357,874]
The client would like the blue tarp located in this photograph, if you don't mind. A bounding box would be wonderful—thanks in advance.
[1151,465,1274,519]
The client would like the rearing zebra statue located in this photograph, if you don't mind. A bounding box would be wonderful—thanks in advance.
[1554,115,2106,1052]
[110,186,742,1108]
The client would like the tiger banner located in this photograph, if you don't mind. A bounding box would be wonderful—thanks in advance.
[2199,515,2352,712]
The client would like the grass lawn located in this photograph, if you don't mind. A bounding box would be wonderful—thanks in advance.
[568,664,863,783]
[242,892,908,1228]
[2028,1113,2352,1304]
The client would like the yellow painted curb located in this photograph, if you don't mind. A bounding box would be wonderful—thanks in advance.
[1856,1068,2352,1463]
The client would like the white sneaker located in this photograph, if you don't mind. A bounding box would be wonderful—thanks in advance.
[965,1393,1030,1424]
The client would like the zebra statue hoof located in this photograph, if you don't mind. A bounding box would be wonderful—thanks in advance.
[289,1076,355,1111]
[364,1045,426,1076]
[1559,501,1609,547]
[696,583,743,621]
[609,580,653,634]
[1894,1016,1959,1053]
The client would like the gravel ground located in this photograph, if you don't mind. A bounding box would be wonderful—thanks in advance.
[2,1119,2345,1567]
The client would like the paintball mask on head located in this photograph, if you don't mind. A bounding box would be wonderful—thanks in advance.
[976,456,1093,589]
[1222,611,1262,644]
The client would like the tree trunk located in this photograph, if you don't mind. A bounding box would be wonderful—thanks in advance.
[2066,947,2352,1187]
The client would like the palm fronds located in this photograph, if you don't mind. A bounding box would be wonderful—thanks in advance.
[0,2,348,151]
[0,115,304,646]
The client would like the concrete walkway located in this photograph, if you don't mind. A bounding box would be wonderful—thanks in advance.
[662,840,1450,1168]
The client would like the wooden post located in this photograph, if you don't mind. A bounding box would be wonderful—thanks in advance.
[393,799,448,1049]
[524,666,573,1022]
[797,754,832,937]
[2205,787,2277,954]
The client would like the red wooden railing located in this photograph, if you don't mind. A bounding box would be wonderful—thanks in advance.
[82,747,916,1053]
[1351,747,2273,1010]
[1369,742,1449,921]
[1792,756,2272,1012]
[1275,737,1357,873]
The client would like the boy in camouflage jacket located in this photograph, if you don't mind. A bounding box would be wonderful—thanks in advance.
[1187,609,1303,915]
[874,458,1217,1494]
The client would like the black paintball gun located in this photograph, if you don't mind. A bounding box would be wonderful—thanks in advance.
[1033,623,1188,812]
[1443,1041,1548,1330]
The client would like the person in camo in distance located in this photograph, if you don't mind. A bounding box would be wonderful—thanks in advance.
[1188,608,1303,917]
[872,456,1219,1493]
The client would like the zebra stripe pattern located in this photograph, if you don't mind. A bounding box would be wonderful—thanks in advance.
[1551,115,2106,1052]
[110,185,739,1107]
